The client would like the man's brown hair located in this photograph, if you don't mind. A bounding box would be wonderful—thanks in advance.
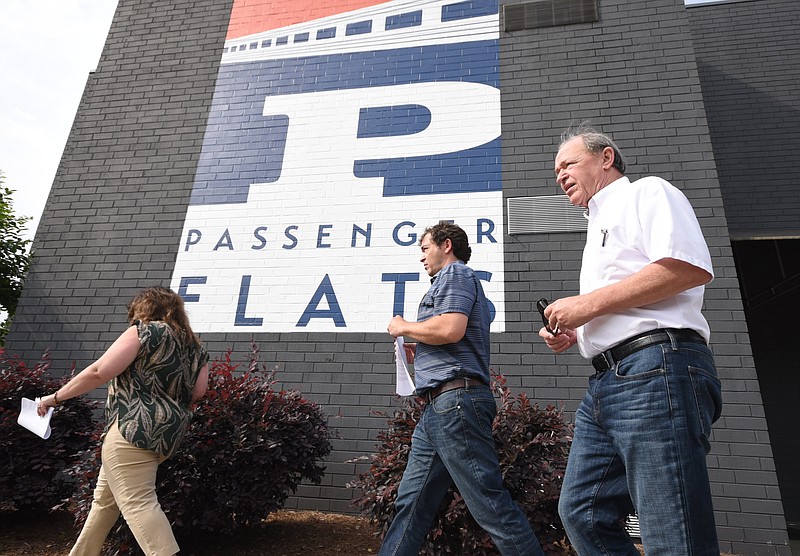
[421,221,472,263]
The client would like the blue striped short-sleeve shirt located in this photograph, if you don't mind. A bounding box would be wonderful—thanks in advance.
[412,261,491,393]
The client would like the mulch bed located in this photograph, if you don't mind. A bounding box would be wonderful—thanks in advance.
[0,509,380,556]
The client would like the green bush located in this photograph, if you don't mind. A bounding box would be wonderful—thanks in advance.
[349,374,575,555]
[67,342,334,554]
[0,349,100,513]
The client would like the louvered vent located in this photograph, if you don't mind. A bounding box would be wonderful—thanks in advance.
[507,195,587,235]
[625,514,641,539]
[503,0,598,32]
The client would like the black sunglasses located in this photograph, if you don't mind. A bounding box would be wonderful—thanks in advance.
[537,298,556,335]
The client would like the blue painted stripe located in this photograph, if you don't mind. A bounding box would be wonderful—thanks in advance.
[385,11,422,30]
[441,0,498,22]
[346,20,372,35]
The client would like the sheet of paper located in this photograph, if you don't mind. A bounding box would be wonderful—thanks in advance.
[395,337,416,396]
[17,397,54,439]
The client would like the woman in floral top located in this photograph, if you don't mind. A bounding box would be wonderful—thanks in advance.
[38,286,209,556]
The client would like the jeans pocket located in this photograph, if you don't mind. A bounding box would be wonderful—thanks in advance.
[614,348,665,381]
[689,365,723,433]
[470,397,497,437]
[430,389,462,415]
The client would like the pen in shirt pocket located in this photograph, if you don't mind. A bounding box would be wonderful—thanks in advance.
[601,229,608,247]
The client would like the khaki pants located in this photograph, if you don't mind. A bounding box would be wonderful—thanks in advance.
[69,421,179,556]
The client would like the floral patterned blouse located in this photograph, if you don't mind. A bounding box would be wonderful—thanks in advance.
[105,320,208,457]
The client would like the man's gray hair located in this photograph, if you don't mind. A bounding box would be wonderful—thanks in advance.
[560,123,627,174]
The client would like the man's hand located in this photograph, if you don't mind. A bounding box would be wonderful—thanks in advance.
[539,326,577,354]
[388,316,408,338]
[543,295,596,333]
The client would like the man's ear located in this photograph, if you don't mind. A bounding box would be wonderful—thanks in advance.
[443,238,453,253]
[602,146,616,170]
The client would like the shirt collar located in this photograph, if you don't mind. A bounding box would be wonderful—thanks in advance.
[430,260,464,283]
[588,175,630,215]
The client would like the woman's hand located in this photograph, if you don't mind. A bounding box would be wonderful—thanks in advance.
[37,394,57,416]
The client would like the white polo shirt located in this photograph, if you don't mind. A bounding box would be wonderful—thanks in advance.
[577,175,714,359]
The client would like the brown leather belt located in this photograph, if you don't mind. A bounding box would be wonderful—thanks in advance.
[591,328,706,373]
[421,377,486,402]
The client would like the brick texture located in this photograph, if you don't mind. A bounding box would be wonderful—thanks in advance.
[688,0,800,240]
[498,0,790,552]
[7,0,793,553]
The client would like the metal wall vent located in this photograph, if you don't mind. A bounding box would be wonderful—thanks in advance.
[507,195,587,235]
[625,514,642,539]
[503,0,598,32]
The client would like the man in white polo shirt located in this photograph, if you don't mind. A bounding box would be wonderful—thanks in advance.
[539,124,722,555]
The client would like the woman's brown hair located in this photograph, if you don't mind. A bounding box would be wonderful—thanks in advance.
[127,286,201,346]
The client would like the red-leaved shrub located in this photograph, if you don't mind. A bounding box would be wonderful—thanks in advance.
[66,342,334,555]
[349,374,575,555]
[0,349,100,514]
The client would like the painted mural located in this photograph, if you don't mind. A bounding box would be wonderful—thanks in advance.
[171,0,505,333]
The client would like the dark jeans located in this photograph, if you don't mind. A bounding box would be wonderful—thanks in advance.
[559,337,723,555]
[379,385,544,556]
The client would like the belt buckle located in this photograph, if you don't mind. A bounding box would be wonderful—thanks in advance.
[595,351,613,372]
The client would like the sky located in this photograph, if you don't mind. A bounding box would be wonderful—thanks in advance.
[0,0,119,243]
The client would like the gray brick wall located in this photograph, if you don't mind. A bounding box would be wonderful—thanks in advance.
[498,0,788,553]
[687,0,800,544]
[8,0,235,363]
[687,0,800,239]
[7,0,792,553]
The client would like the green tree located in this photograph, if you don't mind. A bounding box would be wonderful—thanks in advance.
[0,172,32,345]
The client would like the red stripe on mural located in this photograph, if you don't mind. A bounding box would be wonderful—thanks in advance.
[227,0,393,40]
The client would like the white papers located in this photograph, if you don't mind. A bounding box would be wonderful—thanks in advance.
[17,397,54,439]
[394,337,416,396]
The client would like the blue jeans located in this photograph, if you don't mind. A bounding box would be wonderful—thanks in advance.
[379,385,544,556]
[558,337,723,556]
